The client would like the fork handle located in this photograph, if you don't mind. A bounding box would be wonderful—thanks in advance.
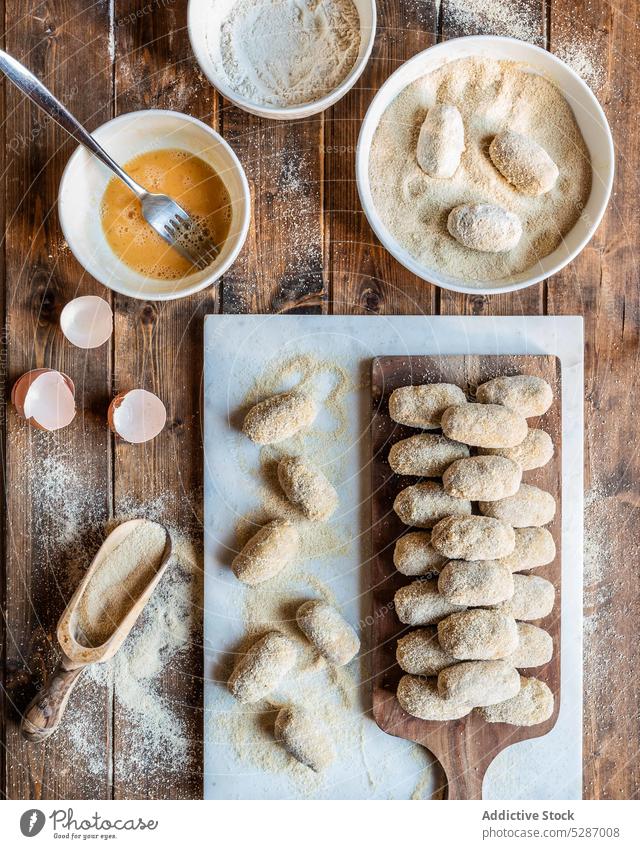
[0,49,145,199]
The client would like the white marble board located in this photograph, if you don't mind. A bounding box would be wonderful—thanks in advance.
[203,314,583,800]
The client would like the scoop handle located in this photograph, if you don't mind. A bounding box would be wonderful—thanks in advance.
[21,662,85,743]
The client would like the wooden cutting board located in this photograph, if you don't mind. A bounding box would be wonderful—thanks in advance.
[370,355,562,799]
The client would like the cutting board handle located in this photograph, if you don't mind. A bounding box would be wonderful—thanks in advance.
[436,742,492,800]
[442,761,487,800]
[21,662,85,743]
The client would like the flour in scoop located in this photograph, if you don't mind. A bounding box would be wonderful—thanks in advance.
[76,522,167,648]
[216,0,361,107]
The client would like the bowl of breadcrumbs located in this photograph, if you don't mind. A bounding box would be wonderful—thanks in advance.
[357,35,614,295]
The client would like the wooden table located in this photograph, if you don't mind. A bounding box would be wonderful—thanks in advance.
[0,1,637,800]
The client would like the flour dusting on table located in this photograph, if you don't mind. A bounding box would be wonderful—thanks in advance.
[21,450,203,784]
[206,351,437,798]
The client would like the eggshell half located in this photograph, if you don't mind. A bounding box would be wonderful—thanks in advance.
[60,296,113,349]
[108,389,166,443]
[12,369,76,431]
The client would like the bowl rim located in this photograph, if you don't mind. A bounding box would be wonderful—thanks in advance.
[186,0,377,120]
[58,108,252,301]
[356,34,615,296]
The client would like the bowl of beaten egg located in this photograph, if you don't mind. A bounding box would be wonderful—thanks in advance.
[356,36,614,296]
[58,110,251,300]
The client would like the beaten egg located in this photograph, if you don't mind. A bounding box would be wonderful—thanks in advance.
[101,148,231,280]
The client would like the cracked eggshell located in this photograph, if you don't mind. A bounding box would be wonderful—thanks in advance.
[108,389,166,443]
[60,295,113,349]
[11,368,76,431]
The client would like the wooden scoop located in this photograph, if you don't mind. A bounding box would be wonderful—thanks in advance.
[21,519,172,743]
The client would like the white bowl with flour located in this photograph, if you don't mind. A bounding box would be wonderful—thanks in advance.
[188,0,376,120]
[356,36,614,296]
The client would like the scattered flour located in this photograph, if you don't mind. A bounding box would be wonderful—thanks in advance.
[439,0,606,92]
[17,447,203,785]
[68,524,202,780]
[443,0,542,43]
[553,40,605,93]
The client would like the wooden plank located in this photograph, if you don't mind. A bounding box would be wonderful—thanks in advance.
[371,355,562,799]
[547,0,640,801]
[0,0,6,800]
[437,0,545,317]
[2,0,114,799]
[220,112,325,314]
[326,0,438,316]
[111,0,211,800]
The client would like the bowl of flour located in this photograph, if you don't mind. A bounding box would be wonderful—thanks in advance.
[188,0,376,119]
[357,36,614,295]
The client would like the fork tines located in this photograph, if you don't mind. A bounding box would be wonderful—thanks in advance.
[164,213,219,271]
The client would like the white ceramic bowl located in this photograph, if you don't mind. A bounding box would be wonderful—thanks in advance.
[356,36,615,296]
[187,0,376,120]
[58,110,251,301]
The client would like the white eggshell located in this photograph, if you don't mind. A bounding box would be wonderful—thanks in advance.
[109,389,166,443]
[21,370,76,431]
[60,296,113,349]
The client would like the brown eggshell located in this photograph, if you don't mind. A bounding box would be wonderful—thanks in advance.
[107,389,166,443]
[11,368,76,431]
[107,392,126,434]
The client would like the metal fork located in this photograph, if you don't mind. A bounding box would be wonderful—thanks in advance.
[0,49,219,272]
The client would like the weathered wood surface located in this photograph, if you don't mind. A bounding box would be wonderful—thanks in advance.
[1,0,637,799]
[547,0,640,802]
[2,0,114,801]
